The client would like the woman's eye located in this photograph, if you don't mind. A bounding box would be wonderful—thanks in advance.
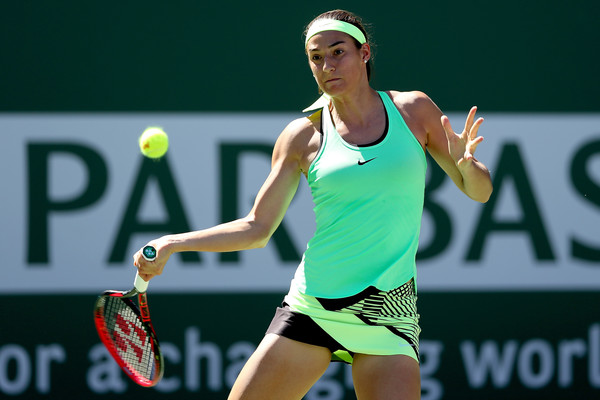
[334,49,344,55]
[311,55,322,61]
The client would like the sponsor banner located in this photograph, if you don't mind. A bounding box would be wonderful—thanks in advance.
[1,113,599,293]
[1,292,599,399]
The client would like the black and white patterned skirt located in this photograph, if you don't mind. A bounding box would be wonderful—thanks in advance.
[266,279,420,363]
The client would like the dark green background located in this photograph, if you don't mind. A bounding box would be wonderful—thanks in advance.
[1,0,598,112]
[1,292,599,399]
[2,1,599,398]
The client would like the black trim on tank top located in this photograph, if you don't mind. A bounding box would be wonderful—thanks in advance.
[358,96,389,147]
[318,109,324,148]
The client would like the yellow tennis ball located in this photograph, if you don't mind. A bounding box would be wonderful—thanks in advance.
[139,127,169,159]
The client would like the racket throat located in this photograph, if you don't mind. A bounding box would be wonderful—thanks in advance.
[139,293,152,322]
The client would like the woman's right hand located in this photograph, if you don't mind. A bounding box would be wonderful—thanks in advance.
[132,237,172,281]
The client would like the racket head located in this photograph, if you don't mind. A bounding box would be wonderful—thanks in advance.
[94,290,164,387]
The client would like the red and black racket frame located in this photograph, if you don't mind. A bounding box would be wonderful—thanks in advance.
[94,289,164,387]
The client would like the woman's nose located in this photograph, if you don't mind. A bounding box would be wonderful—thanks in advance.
[323,56,335,72]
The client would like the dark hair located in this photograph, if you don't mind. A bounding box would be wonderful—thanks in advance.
[305,9,374,80]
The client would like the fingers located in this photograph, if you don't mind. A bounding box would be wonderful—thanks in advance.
[462,106,484,143]
[132,249,141,267]
[465,136,484,158]
[445,107,485,169]
[132,246,159,280]
[139,272,152,282]
[442,107,481,135]
[464,106,477,133]
[440,115,454,140]
[469,117,484,141]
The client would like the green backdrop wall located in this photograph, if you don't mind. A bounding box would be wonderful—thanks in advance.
[3,292,600,399]
[1,0,598,112]
[2,1,599,399]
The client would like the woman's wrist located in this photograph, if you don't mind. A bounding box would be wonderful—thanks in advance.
[158,234,179,256]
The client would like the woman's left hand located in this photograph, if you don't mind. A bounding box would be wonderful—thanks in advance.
[441,106,484,171]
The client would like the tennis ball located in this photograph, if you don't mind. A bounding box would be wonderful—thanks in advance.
[139,127,169,159]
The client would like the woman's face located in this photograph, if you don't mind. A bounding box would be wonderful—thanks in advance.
[306,30,370,96]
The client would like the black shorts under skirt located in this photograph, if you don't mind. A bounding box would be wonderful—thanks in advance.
[265,279,420,364]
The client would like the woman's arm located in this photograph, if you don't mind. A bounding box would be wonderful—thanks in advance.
[133,118,312,281]
[412,91,493,203]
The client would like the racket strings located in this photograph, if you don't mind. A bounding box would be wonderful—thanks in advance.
[102,297,156,380]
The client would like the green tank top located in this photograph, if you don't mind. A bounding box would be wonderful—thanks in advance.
[292,91,427,298]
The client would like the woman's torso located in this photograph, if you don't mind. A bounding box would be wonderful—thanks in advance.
[298,90,427,177]
[292,90,428,298]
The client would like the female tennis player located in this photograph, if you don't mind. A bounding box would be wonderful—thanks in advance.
[134,9,492,399]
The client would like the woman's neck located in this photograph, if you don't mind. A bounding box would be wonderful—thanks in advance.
[328,87,386,145]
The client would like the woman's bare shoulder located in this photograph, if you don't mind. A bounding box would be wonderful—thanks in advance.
[286,110,321,135]
[383,90,443,148]
[277,111,321,147]
[273,111,322,172]
[385,90,435,110]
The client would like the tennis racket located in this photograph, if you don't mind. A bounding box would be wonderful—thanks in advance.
[93,245,164,387]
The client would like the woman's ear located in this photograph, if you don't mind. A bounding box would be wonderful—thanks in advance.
[361,43,371,64]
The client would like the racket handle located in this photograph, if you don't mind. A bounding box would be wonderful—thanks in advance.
[134,271,149,293]
[142,245,157,261]
[135,245,155,293]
